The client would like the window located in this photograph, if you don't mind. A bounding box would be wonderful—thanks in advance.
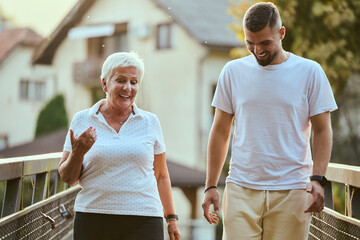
[19,80,45,101]
[156,23,173,49]
[87,24,128,58]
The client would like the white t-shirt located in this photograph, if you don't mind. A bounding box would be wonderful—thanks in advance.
[212,53,337,190]
[63,100,166,217]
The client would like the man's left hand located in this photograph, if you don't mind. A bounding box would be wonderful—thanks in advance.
[304,181,325,213]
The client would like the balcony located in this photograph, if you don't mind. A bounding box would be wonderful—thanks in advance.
[72,57,106,87]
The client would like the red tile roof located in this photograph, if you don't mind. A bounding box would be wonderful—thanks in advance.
[0,28,43,63]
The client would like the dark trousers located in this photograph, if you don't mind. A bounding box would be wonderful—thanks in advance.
[74,212,164,240]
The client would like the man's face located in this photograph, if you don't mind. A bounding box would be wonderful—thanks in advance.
[244,25,285,66]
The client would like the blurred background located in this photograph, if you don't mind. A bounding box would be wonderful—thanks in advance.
[0,0,359,239]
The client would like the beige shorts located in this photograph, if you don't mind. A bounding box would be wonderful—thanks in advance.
[222,182,312,240]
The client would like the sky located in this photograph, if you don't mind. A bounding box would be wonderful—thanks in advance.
[0,0,77,36]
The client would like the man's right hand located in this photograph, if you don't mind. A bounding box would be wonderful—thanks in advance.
[201,189,220,224]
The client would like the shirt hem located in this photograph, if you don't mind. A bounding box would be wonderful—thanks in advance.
[310,105,338,117]
[74,207,163,218]
[226,179,308,191]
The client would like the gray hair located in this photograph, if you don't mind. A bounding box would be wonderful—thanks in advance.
[244,2,281,32]
[100,51,144,83]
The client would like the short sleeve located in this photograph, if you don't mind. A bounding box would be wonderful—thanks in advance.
[152,115,166,155]
[308,64,338,117]
[63,112,82,152]
[212,64,234,114]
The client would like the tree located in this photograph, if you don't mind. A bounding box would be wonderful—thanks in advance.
[228,0,360,165]
[35,94,68,137]
[229,0,360,95]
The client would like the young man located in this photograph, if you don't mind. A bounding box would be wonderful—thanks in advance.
[202,2,337,239]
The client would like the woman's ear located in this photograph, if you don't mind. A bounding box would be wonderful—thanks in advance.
[101,78,107,92]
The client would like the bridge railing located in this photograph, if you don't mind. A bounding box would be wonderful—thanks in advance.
[0,153,68,218]
[0,153,80,240]
[309,163,360,239]
[0,154,359,240]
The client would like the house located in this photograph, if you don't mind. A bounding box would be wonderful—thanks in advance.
[0,28,55,150]
[32,0,241,169]
[31,0,241,236]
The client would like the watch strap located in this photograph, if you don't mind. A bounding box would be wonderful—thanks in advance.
[166,214,179,222]
[310,175,327,187]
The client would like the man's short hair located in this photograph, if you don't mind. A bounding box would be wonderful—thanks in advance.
[244,2,281,32]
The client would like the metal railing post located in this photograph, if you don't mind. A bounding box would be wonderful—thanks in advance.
[324,181,334,209]
[2,178,22,217]
[33,172,48,204]
[350,186,360,219]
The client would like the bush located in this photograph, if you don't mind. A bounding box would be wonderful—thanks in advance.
[35,94,68,137]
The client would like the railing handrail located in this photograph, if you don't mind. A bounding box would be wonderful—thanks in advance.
[0,152,68,218]
[326,163,360,188]
[0,153,62,182]
[2,154,359,186]
[0,152,63,163]
[0,154,359,219]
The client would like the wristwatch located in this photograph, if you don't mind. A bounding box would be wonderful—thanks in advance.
[166,214,179,222]
[310,175,328,187]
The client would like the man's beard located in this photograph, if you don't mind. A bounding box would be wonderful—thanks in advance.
[254,50,279,66]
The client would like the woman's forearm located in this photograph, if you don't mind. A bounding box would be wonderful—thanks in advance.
[157,176,176,216]
[58,151,84,185]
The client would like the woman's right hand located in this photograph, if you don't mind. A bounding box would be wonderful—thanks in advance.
[70,127,97,155]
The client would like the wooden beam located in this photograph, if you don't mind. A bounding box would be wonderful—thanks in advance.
[326,163,360,188]
[180,187,198,219]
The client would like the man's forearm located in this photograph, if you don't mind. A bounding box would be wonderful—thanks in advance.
[206,128,231,187]
[312,127,332,176]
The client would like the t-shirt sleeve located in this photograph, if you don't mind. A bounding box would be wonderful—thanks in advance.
[153,115,166,155]
[211,64,234,114]
[308,64,338,117]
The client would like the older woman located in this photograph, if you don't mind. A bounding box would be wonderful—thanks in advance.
[58,52,180,240]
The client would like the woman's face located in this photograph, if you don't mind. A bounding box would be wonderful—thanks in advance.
[102,66,140,109]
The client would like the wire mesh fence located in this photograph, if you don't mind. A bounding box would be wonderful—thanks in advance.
[1,189,360,240]
[309,210,360,240]
[0,187,80,240]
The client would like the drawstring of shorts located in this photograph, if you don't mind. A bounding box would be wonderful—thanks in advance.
[265,190,270,211]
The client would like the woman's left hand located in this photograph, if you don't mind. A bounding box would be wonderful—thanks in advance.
[167,220,181,240]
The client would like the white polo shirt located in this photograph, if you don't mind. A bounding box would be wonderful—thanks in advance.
[213,53,337,190]
[63,99,166,217]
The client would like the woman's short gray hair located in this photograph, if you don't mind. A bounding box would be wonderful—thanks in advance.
[100,51,144,83]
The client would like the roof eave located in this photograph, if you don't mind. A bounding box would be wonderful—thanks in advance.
[203,42,243,51]
[32,0,97,65]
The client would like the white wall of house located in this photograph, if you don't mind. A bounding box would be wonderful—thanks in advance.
[52,37,92,120]
[0,46,55,148]
[199,51,233,164]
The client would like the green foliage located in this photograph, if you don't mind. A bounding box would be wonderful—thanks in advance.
[229,0,360,96]
[276,0,360,96]
[332,183,345,214]
[0,181,5,215]
[35,94,68,137]
[229,0,360,166]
